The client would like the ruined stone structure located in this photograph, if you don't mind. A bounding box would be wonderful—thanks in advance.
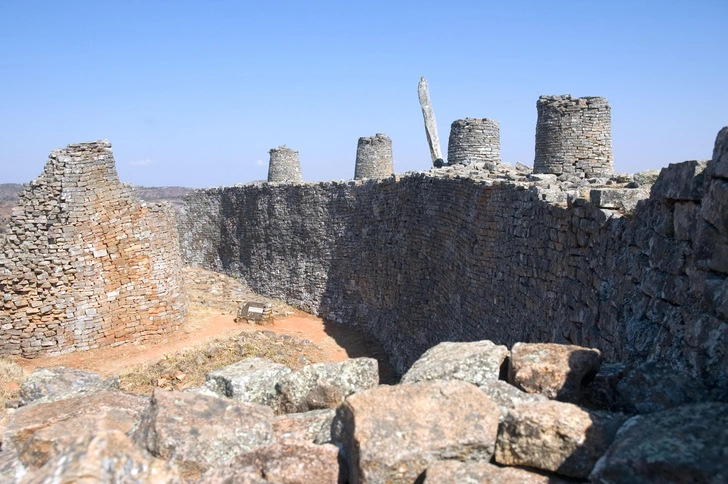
[180,128,728,399]
[354,134,394,179]
[534,95,613,176]
[268,145,303,183]
[0,141,187,357]
[418,76,443,165]
[447,118,500,166]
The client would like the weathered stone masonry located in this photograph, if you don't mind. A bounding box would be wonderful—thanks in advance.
[0,141,187,357]
[179,128,728,398]
[447,118,500,166]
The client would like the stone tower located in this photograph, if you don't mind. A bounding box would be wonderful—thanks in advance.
[0,141,187,358]
[354,134,394,179]
[268,145,303,183]
[447,118,500,166]
[534,95,613,177]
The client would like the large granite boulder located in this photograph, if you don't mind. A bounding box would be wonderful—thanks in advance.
[401,340,509,386]
[423,460,571,484]
[18,366,120,406]
[19,430,181,484]
[333,379,501,484]
[590,402,728,483]
[478,379,548,420]
[4,390,147,471]
[272,408,336,444]
[277,358,378,414]
[204,357,292,408]
[132,389,274,480]
[508,342,602,403]
[495,400,626,479]
[615,361,708,414]
[199,440,341,484]
[582,362,627,410]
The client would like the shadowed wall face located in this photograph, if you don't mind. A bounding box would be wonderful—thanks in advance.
[534,95,613,177]
[354,134,394,180]
[179,128,728,399]
[0,141,187,358]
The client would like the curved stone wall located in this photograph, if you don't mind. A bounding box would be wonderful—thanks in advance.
[354,134,394,179]
[447,118,500,166]
[0,141,187,357]
[180,128,728,398]
[268,145,303,183]
[534,95,613,177]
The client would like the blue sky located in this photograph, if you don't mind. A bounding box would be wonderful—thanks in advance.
[1,1,726,188]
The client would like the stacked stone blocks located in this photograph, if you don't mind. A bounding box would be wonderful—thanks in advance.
[268,146,303,183]
[0,141,187,357]
[534,94,613,177]
[447,118,500,166]
[354,134,394,179]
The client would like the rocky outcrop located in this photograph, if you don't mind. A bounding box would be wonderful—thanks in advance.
[18,366,119,406]
[202,357,292,408]
[423,460,571,484]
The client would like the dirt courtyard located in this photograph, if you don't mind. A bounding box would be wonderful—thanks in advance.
[5,267,397,396]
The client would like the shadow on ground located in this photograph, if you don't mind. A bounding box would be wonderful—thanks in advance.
[322,319,399,385]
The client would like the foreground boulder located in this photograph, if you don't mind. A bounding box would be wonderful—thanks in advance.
[19,430,181,484]
[132,389,274,479]
[508,342,602,403]
[478,379,548,420]
[204,357,292,408]
[18,366,120,406]
[423,460,571,484]
[334,380,501,484]
[614,361,709,414]
[272,408,336,444]
[495,400,626,479]
[199,440,341,484]
[4,390,147,471]
[401,340,508,386]
[590,402,728,483]
[277,358,378,414]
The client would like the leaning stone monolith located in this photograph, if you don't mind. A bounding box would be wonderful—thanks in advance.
[418,76,443,166]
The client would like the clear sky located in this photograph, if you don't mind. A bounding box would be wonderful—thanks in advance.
[1,1,726,188]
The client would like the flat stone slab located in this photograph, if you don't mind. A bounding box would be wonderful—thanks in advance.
[272,408,336,444]
[590,402,728,483]
[478,379,548,420]
[401,340,509,386]
[424,460,571,484]
[19,366,120,406]
[204,357,292,408]
[334,379,501,484]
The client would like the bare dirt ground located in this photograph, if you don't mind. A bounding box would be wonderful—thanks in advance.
[1,267,396,402]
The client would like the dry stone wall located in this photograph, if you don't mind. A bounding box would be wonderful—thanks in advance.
[354,134,394,179]
[268,146,303,183]
[534,95,613,176]
[0,141,187,357]
[179,128,728,399]
[447,118,500,166]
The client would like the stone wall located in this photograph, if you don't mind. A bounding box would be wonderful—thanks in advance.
[534,95,613,176]
[354,134,394,179]
[447,118,500,166]
[0,141,187,357]
[179,129,728,398]
[268,146,303,183]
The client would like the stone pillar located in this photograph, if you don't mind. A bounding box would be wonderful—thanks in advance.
[418,76,443,166]
[354,133,394,179]
[447,118,500,166]
[268,145,303,183]
[534,95,613,177]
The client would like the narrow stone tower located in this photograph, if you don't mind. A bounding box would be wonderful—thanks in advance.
[268,145,303,183]
[354,134,394,179]
[447,118,500,166]
[534,95,613,177]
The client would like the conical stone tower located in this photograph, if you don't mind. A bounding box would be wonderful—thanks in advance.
[0,140,187,357]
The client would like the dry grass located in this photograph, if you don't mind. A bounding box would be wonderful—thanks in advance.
[0,358,28,406]
[119,330,328,395]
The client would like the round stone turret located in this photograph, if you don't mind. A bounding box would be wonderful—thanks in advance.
[268,145,303,183]
[534,94,613,177]
[447,118,500,166]
[354,133,394,179]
